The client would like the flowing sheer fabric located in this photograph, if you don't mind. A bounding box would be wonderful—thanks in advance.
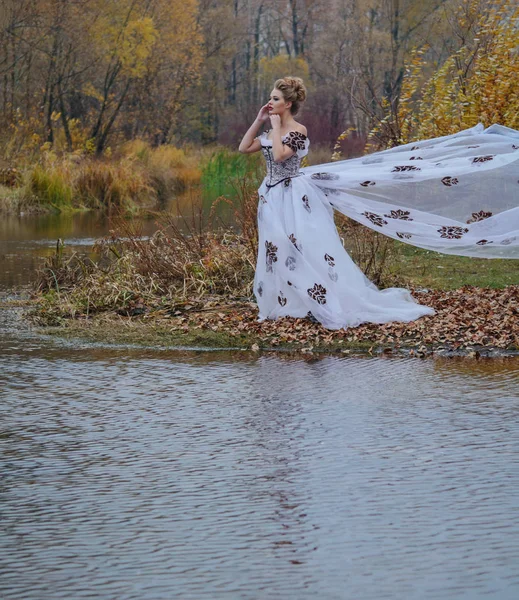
[303,124,519,257]
[253,125,519,330]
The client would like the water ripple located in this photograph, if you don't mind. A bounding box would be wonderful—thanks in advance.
[1,348,518,599]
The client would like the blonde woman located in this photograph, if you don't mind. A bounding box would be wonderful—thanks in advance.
[239,76,519,329]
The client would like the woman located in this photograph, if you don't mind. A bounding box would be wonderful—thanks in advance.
[239,76,519,330]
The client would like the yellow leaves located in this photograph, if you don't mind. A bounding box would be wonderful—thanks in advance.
[92,12,158,79]
[82,82,104,103]
[398,0,519,141]
[332,127,357,161]
[85,139,96,155]
[259,55,311,91]
[118,18,158,77]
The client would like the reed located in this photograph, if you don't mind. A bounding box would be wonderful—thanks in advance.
[201,148,262,197]
[30,164,74,208]
[1,138,208,213]
[74,159,154,210]
[122,140,202,201]
[34,203,256,322]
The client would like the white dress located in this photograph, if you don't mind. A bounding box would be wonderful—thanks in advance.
[254,130,435,330]
[254,125,519,330]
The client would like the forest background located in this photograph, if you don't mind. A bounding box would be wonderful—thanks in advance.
[2,0,518,164]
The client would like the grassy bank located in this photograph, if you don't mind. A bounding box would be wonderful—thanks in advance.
[28,212,519,355]
[35,285,519,357]
[0,142,263,214]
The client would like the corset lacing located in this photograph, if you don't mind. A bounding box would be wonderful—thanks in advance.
[260,131,308,188]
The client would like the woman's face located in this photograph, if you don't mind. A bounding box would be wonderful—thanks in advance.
[267,88,291,115]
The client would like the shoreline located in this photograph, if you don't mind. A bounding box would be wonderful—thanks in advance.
[12,283,518,358]
[35,320,519,359]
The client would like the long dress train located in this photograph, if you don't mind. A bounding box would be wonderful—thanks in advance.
[254,125,519,330]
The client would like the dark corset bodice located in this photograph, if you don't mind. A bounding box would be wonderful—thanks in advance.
[260,130,308,188]
[261,145,303,188]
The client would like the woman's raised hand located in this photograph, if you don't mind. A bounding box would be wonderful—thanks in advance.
[269,114,281,130]
[256,103,272,123]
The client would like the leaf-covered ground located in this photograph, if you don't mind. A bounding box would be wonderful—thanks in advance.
[175,286,518,352]
[50,285,518,356]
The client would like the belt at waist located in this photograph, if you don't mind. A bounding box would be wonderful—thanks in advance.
[265,173,303,189]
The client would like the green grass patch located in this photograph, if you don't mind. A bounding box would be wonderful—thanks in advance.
[389,242,519,289]
[200,149,262,198]
[30,164,74,208]
[37,315,377,354]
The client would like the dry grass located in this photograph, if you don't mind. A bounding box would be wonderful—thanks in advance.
[121,140,202,201]
[1,139,205,213]
[306,144,333,166]
[335,214,397,287]
[34,205,256,323]
[74,159,155,210]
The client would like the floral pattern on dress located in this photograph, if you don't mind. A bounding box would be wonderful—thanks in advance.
[363,211,388,227]
[265,240,278,272]
[321,187,340,196]
[288,233,302,252]
[472,155,495,164]
[308,283,327,305]
[302,195,311,212]
[278,291,287,306]
[328,268,338,282]
[476,239,493,245]
[442,176,459,186]
[257,281,263,297]
[392,165,422,172]
[311,172,339,180]
[384,209,413,221]
[438,225,469,239]
[396,232,412,239]
[362,156,384,165]
[283,131,307,152]
[360,180,376,187]
[324,253,335,267]
[467,210,493,223]
[285,256,296,271]
[500,237,516,245]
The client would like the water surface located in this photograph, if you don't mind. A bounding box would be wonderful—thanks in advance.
[1,327,518,599]
[1,212,519,599]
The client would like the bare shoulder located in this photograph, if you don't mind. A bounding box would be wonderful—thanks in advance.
[293,123,307,136]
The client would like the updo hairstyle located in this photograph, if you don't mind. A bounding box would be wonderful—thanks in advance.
[274,76,307,115]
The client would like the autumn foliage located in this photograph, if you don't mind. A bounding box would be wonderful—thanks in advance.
[1,0,202,157]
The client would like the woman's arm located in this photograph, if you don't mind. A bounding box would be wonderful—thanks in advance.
[271,124,290,163]
[238,104,271,154]
[238,120,262,154]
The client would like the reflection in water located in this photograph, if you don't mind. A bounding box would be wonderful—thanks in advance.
[0,212,157,291]
[0,190,234,291]
[1,332,518,599]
